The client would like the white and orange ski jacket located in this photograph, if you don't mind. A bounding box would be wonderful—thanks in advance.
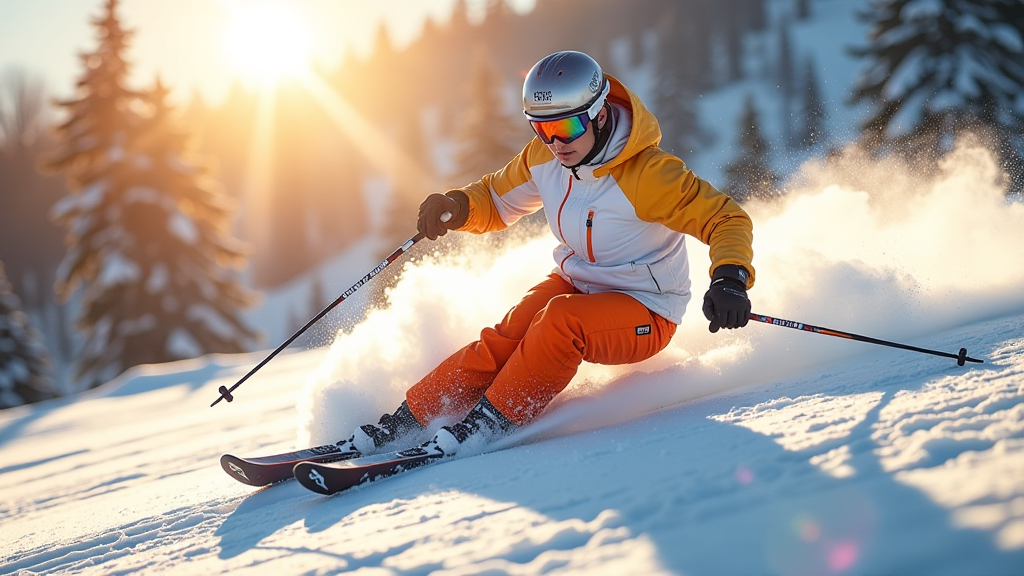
[453,75,755,324]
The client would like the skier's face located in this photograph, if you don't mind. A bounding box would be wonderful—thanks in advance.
[544,107,607,166]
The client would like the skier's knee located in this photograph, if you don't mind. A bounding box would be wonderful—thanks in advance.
[536,295,578,328]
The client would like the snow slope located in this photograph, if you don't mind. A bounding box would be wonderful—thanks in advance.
[2,308,1023,574]
[2,139,1024,575]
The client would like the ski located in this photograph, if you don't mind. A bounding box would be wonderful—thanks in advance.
[221,444,360,487]
[293,446,444,495]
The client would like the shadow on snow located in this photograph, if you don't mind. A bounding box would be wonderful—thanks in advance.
[213,319,1024,575]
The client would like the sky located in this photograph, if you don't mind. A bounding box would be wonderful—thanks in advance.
[0,0,536,106]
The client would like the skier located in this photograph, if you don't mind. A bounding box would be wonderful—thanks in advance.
[344,50,755,457]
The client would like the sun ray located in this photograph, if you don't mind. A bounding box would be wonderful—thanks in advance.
[239,69,442,274]
[295,69,443,196]
[239,87,276,275]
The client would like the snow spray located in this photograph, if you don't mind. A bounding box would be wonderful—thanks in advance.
[297,139,1024,446]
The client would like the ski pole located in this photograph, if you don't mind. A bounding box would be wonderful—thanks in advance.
[211,215,450,407]
[748,312,984,366]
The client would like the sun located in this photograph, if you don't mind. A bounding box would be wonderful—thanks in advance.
[224,2,311,86]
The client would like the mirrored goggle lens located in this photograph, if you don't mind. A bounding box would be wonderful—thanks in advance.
[529,113,590,144]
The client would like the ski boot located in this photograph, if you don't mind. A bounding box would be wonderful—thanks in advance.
[426,396,518,457]
[342,400,426,456]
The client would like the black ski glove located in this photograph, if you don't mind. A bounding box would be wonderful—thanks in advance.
[417,190,470,240]
[702,264,752,333]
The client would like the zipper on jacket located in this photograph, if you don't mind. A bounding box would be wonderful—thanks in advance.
[558,250,575,278]
[556,175,573,244]
[585,209,596,263]
[646,264,663,293]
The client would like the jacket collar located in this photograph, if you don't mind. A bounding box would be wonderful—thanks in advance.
[590,74,662,178]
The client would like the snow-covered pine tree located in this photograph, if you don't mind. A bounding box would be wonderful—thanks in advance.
[0,261,54,409]
[724,93,780,203]
[451,47,528,188]
[120,79,260,362]
[850,0,1024,193]
[797,56,828,149]
[653,5,709,156]
[44,0,143,387]
[45,0,259,388]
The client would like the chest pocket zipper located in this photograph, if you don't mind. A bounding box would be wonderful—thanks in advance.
[585,209,596,263]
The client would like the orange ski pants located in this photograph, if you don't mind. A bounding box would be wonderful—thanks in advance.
[406,273,677,427]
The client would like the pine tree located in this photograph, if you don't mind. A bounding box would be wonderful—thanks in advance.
[797,56,828,149]
[725,0,745,82]
[126,79,260,360]
[850,0,1024,192]
[43,0,142,387]
[44,0,141,185]
[448,0,471,34]
[653,5,709,156]
[747,0,769,32]
[0,68,46,153]
[451,47,527,187]
[45,0,259,387]
[724,94,780,203]
[777,17,797,148]
[796,0,812,20]
[365,23,400,121]
[0,261,54,408]
[0,69,74,369]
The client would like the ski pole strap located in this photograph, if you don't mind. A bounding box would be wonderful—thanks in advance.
[748,312,983,366]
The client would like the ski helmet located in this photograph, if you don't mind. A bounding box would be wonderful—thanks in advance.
[523,51,610,120]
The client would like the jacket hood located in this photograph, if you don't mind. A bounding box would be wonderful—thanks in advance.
[593,74,662,177]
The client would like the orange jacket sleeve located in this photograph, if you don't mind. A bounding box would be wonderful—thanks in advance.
[454,140,551,234]
[616,148,756,288]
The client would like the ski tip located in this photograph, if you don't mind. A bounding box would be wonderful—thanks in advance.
[294,462,334,495]
[221,454,264,486]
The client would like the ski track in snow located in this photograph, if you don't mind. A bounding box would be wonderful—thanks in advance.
[2,313,1023,575]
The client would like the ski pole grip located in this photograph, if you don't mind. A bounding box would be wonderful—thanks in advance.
[441,211,452,223]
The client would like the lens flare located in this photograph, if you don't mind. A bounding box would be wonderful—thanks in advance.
[765,490,877,576]
[828,541,859,571]
[799,518,822,543]
[736,465,755,485]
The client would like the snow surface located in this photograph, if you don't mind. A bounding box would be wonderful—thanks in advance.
[2,141,1024,575]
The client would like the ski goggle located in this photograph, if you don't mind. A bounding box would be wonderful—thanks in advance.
[526,79,611,145]
[529,112,592,145]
